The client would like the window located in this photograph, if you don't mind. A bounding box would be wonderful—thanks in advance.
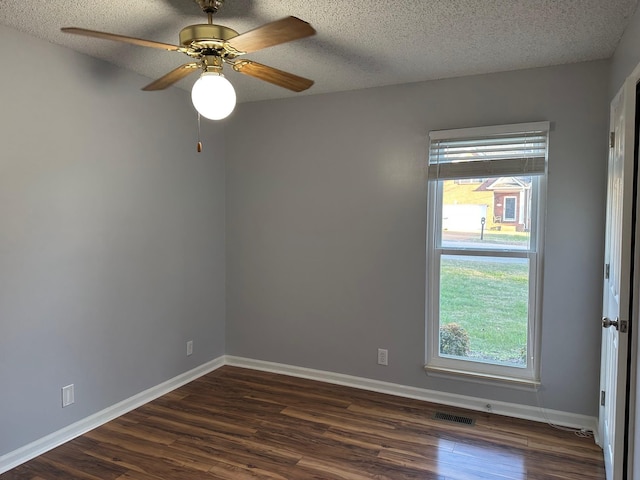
[425,122,548,385]
[503,196,517,222]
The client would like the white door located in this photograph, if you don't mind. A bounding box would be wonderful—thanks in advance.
[599,79,635,480]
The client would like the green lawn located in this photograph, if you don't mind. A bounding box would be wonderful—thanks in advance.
[439,256,529,366]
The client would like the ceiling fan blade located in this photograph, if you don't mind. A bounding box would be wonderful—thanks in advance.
[226,16,315,54]
[61,27,181,51]
[142,63,200,91]
[232,60,314,92]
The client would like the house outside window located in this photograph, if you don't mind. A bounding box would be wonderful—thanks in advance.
[425,122,548,385]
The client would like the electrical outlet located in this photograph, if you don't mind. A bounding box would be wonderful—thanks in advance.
[186,340,193,356]
[377,348,388,366]
[62,384,74,407]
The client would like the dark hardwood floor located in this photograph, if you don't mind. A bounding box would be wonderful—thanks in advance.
[2,366,604,479]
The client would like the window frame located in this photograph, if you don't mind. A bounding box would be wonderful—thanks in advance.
[424,122,548,387]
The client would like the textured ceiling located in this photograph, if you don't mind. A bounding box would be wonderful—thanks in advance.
[1,0,638,103]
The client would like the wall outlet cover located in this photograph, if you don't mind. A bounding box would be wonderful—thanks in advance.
[377,348,388,366]
[62,384,74,407]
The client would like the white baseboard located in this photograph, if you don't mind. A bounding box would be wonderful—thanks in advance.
[225,356,599,436]
[1,354,599,474]
[0,356,225,475]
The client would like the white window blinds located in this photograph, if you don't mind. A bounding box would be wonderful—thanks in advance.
[428,122,549,180]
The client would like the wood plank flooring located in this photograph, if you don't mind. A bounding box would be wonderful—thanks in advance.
[2,366,605,479]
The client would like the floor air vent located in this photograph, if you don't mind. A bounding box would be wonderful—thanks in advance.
[433,412,475,426]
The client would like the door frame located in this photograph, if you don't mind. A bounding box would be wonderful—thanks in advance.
[600,77,633,480]
[619,61,640,480]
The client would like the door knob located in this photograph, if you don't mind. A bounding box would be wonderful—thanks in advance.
[602,317,619,330]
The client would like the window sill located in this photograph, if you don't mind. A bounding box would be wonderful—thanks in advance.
[424,365,541,391]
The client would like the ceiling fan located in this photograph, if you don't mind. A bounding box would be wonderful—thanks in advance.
[61,0,316,120]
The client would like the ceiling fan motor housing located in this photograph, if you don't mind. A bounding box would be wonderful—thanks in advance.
[179,24,239,56]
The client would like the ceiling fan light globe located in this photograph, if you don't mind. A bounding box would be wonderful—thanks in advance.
[191,72,236,120]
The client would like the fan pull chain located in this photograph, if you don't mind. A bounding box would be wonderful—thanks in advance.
[197,113,203,153]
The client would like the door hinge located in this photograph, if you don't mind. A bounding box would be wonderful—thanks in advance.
[620,319,629,333]
[601,390,606,406]
[605,263,610,279]
[610,132,615,148]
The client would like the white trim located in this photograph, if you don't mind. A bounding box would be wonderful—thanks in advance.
[0,356,225,475]
[224,356,598,434]
[631,67,640,480]
[620,58,640,478]
[2,354,599,474]
[424,365,540,391]
[426,174,544,383]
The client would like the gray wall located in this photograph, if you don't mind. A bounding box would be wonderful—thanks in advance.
[0,16,617,459]
[611,2,640,95]
[0,25,226,456]
[226,60,609,416]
